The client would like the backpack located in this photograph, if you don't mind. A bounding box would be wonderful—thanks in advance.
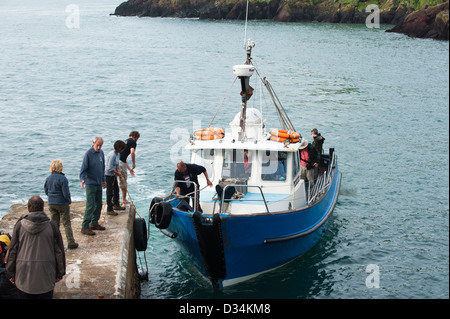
[0,238,9,267]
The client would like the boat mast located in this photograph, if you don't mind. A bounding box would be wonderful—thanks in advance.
[238,40,255,141]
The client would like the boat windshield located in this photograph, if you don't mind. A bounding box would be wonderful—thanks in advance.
[222,149,252,180]
[261,150,287,181]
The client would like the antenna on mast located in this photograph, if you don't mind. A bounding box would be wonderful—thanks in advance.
[243,0,249,49]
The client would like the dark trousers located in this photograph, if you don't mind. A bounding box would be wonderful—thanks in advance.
[106,175,120,211]
[0,268,20,299]
[18,289,53,299]
[181,189,203,213]
[82,185,103,229]
[215,185,236,203]
[48,204,76,246]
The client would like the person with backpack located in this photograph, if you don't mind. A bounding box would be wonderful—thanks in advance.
[0,232,19,298]
[5,196,66,299]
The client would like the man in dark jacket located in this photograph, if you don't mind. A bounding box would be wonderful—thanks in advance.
[311,128,325,157]
[174,161,212,212]
[79,136,106,235]
[6,195,66,299]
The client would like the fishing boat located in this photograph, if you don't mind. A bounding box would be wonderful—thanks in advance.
[149,40,341,288]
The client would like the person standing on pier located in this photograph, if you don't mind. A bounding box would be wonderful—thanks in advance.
[119,131,140,205]
[45,159,78,249]
[79,136,106,236]
[105,140,127,215]
[6,195,66,299]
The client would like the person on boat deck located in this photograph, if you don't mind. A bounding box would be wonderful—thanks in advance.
[311,128,325,157]
[174,161,212,213]
[311,128,325,180]
[299,139,319,187]
[244,149,251,176]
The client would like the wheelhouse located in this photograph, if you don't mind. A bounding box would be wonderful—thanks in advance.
[187,139,308,216]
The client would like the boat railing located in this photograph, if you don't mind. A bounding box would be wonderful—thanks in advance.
[170,180,199,211]
[308,151,337,204]
[220,184,270,214]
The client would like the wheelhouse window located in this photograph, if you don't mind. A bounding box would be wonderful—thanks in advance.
[292,151,300,179]
[192,148,215,180]
[261,150,287,181]
[222,149,252,180]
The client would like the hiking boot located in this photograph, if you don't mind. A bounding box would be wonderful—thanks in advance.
[81,228,95,236]
[68,243,79,249]
[107,210,118,216]
[90,224,105,231]
[113,205,126,211]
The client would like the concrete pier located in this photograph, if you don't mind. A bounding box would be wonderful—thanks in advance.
[0,201,141,299]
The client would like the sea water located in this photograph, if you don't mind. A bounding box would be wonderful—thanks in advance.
[0,0,448,299]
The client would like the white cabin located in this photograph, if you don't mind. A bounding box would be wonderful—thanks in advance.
[187,109,308,216]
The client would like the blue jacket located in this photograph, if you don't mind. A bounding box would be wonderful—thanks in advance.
[44,172,72,205]
[105,150,120,177]
[79,147,105,186]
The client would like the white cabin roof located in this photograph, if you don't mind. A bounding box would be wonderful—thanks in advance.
[186,133,303,152]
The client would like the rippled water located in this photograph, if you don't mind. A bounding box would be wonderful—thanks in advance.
[0,0,448,299]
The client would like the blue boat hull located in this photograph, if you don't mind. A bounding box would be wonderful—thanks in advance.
[165,165,341,287]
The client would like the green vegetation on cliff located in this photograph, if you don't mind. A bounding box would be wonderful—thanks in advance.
[114,0,448,39]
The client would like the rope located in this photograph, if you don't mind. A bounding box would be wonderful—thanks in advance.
[208,77,238,128]
[125,189,149,280]
[148,184,209,215]
[137,251,149,281]
[127,189,142,219]
[167,184,209,203]
[254,68,296,132]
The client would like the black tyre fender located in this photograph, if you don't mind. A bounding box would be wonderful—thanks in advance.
[133,218,148,251]
[149,197,163,224]
[155,201,173,229]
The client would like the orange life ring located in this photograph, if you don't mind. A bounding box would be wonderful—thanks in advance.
[194,127,225,140]
[270,129,301,139]
[270,135,300,143]
[199,133,225,140]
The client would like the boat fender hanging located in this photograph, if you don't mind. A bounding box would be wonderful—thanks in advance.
[133,218,148,251]
[149,197,163,224]
[155,201,173,229]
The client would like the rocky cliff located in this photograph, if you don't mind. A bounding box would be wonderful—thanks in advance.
[387,1,448,39]
[113,0,449,39]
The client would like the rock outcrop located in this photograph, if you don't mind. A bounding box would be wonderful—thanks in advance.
[113,0,414,23]
[387,2,449,39]
[113,0,449,40]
